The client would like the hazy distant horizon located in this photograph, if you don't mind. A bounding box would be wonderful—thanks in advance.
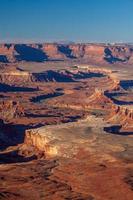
[0,37,133,45]
[0,0,133,43]
[0,39,133,45]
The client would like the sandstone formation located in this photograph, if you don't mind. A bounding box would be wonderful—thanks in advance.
[0,60,133,200]
[107,104,133,132]
[0,67,107,87]
[0,100,24,122]
[0,43,133,65]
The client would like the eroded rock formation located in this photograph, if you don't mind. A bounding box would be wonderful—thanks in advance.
[0,62,133,200]
[0,100,24,122]
[1,43,133,64]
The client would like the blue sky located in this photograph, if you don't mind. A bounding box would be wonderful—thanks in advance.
[0,0,133,43]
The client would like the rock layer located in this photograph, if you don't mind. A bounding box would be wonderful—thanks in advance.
[0,43,133,64]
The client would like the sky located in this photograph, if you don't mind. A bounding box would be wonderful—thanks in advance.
[0,0,133,43]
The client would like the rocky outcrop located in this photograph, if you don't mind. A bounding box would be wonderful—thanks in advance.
[0,100,24,122]
[24,116,96,158]
[0,71,33,85]
[106,104,133,132]
[24,129,59,157]
[0,69,105,85]
[50,88,114,111]
[0,69,72,85]
[1,43,133,64]
[87,89,113,109]
[41,43,66,59]
[0,44,15,62]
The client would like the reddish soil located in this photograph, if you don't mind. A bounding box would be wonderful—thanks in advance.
[0,63,133,200]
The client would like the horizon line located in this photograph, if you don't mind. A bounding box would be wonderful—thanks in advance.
[0,40,133,45]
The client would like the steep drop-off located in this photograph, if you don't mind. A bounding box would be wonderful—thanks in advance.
[0,43,133,64]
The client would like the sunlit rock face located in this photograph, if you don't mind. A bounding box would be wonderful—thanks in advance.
[24,123,80,158]
[1,43,133,64]
[0,100,24,121]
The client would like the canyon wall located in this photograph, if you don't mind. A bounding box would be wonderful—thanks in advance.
[0,43,133,64]
[0,100,24,122]
[24,102,133,156]
[107,104,133,131]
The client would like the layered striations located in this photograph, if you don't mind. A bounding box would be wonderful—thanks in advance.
[0,43,133,64]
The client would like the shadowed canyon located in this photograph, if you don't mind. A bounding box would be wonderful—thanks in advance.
[1,43,133,64]
[0,43,133,200]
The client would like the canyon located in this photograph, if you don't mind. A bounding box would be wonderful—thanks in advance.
[0,43,133,200]
[0,43,133,65]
